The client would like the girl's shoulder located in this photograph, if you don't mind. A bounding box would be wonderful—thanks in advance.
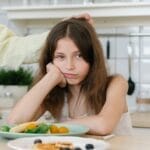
[108,74,127,85]
[106,74,128,112]
[107,74,128,91]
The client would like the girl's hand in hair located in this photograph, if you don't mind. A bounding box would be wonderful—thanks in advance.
[46,63,66,87]
[73,13,94,26]
[63,13,94,26]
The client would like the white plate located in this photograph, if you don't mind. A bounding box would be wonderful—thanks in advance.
[8,136,110,150]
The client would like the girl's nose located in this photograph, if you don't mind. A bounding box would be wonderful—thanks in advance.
[66,59,75,70]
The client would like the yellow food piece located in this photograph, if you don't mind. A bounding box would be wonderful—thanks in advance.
[49,125,59,133]
[58,126,69,133]
[49,125,69,134]
[25,123,37,130]
[10,121,38,133]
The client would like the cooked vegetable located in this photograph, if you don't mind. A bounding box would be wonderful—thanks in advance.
[49,125,59,133]
[0,122,69,134]
[25,123,37,130]
[0,125,10,132]
[49,125,69,134]
[10,121,38,133]
[24,123,49,134]
[58,126,69,133]
[35,123,49,133]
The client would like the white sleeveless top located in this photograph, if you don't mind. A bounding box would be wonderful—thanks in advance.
[112,112,133,135]
[60,99,133,135]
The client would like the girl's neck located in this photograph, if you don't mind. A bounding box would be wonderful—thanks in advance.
[67,85,88,119]
[68,85,81,96]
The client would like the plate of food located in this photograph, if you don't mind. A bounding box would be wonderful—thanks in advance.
[0,122,89,139]
[8,135,110,150]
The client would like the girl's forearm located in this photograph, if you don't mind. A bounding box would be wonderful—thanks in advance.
[65,115,113,136]
[7,73,59,124]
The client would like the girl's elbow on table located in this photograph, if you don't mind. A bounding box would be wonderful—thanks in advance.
[96,124,113,136]
[90,115,114,136]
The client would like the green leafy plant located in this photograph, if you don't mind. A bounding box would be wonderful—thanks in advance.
[0,67,33,86]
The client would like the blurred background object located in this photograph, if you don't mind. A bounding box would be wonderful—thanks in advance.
[0,67,33,123]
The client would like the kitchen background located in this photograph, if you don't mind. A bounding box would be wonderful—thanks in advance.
[1,0,150,115]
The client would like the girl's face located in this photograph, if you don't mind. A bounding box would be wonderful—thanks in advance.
[53,37,90,85]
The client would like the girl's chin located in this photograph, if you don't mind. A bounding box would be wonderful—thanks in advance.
[66,79,81,85]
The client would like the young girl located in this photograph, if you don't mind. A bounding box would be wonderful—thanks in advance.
[7,18,132,135]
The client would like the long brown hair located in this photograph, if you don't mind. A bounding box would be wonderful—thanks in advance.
[34,18,109,119]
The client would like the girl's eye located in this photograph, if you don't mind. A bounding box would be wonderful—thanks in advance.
[76,53,83,59]
[54,55,65,60]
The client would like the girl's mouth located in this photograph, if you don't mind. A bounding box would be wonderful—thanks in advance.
[63,73,78,79]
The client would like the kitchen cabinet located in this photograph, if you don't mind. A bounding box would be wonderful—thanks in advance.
[2,2,150,28]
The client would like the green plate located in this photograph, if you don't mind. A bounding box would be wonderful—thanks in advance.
[0,123,89,139]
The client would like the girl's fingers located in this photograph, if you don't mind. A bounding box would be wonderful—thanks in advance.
[46,63,66,87]
[63,13,94,26]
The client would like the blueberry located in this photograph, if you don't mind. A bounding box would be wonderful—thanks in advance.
[33,139,42,144]
[85,143,94,149]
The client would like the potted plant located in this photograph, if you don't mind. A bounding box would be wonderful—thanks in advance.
[0,67,33,110]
